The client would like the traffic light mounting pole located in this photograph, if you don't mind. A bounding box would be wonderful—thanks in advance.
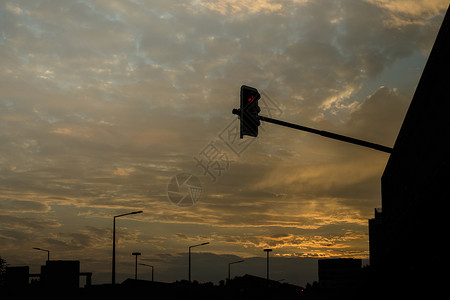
[232,108,392,154]
[258,115,392,154]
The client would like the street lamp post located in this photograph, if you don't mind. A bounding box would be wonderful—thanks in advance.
[139,263,154,282]
[228,260,244,281]
[132,252,141,280]
[112,210,143,285]
[188,242,209,283]
[264,249,272,281]
[32,247,50,262]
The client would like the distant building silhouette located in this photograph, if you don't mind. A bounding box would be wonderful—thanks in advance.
[318,258,361,292]
[82,275,302,299]
[41,260,80,289]
[3,260,92,291]
[226,274,302,299]
[310,258,364,299]
[2,264,302,299]
[369,4,450,294]
[5,266,29,288]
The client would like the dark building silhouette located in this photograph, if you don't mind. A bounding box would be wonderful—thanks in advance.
[5,266,29,288]
[40,260,80,289]
[2,259,93,291]
[2,266,301,299]
[368,208,383,266]
[369,4,450,294]
[81,275,302,300]
[318,258,361,291]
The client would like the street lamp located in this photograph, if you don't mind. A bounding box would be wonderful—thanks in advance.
[33,247,50,262]
[188,242,209,283]
[132,252,141,280]
[228,260,244,281]
[139,263,154,282]
[112,210,143,285]
[264,249,272,281]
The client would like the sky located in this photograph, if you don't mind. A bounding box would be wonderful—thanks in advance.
[1,0,448,287]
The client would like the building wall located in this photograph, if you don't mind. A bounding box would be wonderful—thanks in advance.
[318,258,361,290]
[5,266,29,287]
[370,5,450,283]
[41,260,80,289]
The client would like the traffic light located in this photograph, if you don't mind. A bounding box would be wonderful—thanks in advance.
[239,85,261,138]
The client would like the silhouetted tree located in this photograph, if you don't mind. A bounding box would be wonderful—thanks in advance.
[0,256,7,281]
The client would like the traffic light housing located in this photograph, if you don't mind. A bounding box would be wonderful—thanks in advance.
[239,85,261,138]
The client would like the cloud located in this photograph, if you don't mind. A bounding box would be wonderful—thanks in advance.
[345,86,409,143]
[113,167,135,176]
[0,214,61,250]
[0,199,50,212]
[5,2,23,15]
[367,0,448,26]
[191,0,285,16]
[43,225,113,251]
